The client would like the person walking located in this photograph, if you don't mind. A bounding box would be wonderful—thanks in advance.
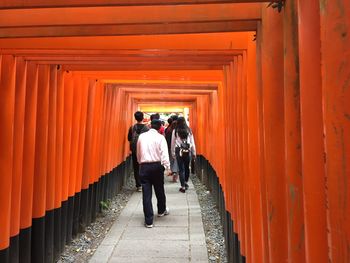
[150,113,165,135]
[171,116,196,193]
[137,119,170,228]
[165,117,179,182]
[127,111,149,192]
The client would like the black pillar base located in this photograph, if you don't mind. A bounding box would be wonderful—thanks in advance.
[31,217,45,263]
[53,207,61,261]
[0,247,10,263]
[9,235,19,263]
[72,192,81,237]
[66,196,74,244]
[19,227,31,263]
[45,210,54,263]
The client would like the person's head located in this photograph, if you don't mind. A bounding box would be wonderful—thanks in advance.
[171,115,178,121]
[151,119,162,130]
[134,111,144,122]
[176,117,190,139]
[150,113,159,121]
[167,117,173,126]
[176,116,187,128]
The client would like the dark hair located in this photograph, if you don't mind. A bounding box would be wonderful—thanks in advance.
[151,119,161,130]
[150,113,160,121]
[167,117,173,125]
[134,111,144,122]
[166,120,177,135]
[175,117,191,139]
[171,115,178,121]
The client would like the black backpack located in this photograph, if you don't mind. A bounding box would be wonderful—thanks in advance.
[179,139,190,158]
[130,124,147,152]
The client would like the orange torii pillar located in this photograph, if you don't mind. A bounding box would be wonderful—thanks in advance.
[320,0,350,261]
[54,67,65,260]
[260,6,287,263]
[80,80,97,231]
[298,0,328,262]
[19,62,38,263]
[61,71,74,247]
[0,55,16,262]
[246,36,265,263]
[45,65,58,263]
[283,0,306,261]
[31,64,50,263]
[256,21,270,263]
[67,74,83,241]
[73,77,89,238]
[10,57,27,263]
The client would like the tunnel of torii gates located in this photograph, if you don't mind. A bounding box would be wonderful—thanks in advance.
[0,0,349,262]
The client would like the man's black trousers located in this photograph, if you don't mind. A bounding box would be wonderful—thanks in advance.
[139,162,167,225]
[132,152,141,188]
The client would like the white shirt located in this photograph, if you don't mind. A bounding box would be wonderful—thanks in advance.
[137,129,170,170]
[171,129,196,159]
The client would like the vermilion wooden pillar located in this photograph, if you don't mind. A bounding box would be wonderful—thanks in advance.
[10,57,27,263]
[241,53,252,262]
[320,0,350,261]
[54,66,64,259]
[74,78,88,234]
[260,6,287,263]
[256,20,270,263]
[246,37,264,263]
[298,0,328,262]
[45,65,58,263]
[283,0,306,261]
[67,74,82,238]
[80,80,96,229]
[20,62,38,263]
[0,54,16,262]
[32,64,50,263]
[61,71,74,246]
[77,79,89,185]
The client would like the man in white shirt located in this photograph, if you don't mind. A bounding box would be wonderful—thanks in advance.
[137,119,170,228]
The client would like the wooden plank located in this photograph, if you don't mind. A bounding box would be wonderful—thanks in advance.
[0,4,261,27]
[0,0,267,9]
[0,20,257,38]
[62,64,225,71]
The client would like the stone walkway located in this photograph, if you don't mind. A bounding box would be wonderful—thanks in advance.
[89,176,208,262]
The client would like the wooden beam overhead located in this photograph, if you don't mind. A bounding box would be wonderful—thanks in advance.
[112,83,218,89]
[75,70,224,81]
[0,20,257,38]
[0,49,243,56]
[0,4,261,27]
[0,0,267,9]
[0,32,255,50]
[61,63,227,71]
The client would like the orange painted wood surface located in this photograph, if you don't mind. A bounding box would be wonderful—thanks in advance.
[260,7,287,263]
[320,0,350,261]
[298,0,328,262]
[0,2,350,263]
[10,58,27,237]
[0,55,16,249]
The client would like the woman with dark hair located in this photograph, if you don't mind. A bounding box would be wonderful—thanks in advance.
[165,118,179,182]
[170,117,196,193]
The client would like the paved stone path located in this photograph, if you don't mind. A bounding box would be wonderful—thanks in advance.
[89,176,208,262]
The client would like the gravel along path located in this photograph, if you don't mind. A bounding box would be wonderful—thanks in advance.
[190,174,228,263]
[58,173,227,262]
[58,177,135,263]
